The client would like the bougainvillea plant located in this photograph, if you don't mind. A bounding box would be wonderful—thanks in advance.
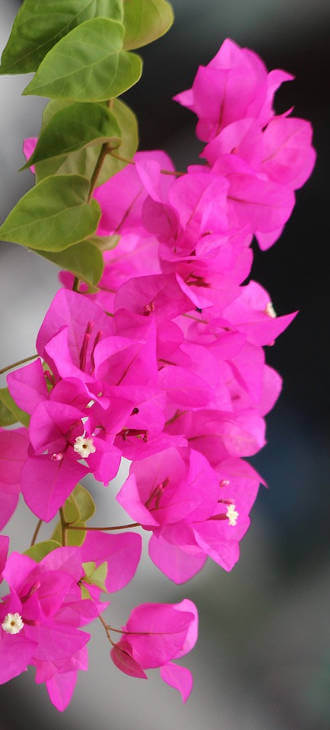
[0,0,315,712]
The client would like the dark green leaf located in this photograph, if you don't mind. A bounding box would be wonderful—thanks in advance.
[0,388,30,427]
[0,175,101,252]
[0,0,123,75]
[23,18,142,102]
[123,0,174,50]
[23,103,121,168]
[24,540,61,561]
[38,239,104,287]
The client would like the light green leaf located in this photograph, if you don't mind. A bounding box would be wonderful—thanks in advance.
[0,388,30,427]
[38,239,104,287]
[35,145,100,184]
[24,540,61,561]
[63,493,81,524]
[23,103,121,169]
[82,561,108,591]
[123,0,174,50]
[0,175,101,252]
[0,0,123,75]
[0,395,16,427]
[23,18,142,102]
[34,98,138,185]
[72,484,96,522]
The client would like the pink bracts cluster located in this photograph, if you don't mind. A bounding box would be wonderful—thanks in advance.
[0,40,315,711]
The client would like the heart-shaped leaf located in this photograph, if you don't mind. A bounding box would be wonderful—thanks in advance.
[34,99,138,186]
[23,103,121,169]
[23,18,142,102]
[0,175,101,252]
[24,540,61,562]
[0,0,123,75]
[38,239,104,287]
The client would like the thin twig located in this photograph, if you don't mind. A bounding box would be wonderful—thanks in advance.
[30,519,42,546]
[0,354,38,376]
[98,613,115,646]
[67,522,141,532]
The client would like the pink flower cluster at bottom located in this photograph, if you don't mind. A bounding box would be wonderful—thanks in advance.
[0,39,315,710]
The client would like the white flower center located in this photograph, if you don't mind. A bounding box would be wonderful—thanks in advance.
[74,435,96,458]
[226,503,239,527]
[265,301,276,318]
[2,612,24,635]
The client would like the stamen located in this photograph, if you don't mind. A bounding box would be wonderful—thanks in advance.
[2,613,24,635]
[143,302,155,316]
[79,321,94,371]
[120,428,148,443]
[186,274,210,288]
[90,330,103,373]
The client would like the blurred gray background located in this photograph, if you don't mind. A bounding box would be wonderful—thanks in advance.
[1,1,330,728]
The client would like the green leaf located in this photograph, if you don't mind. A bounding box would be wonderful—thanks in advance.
[82,560,108,591]
[0,0,123,75]
[51,484,95,546]
[38,239,104,287]
[123,0,174,50]
[35,99,139,186]
[72,484,96,522]
[23,103,121,169]
[0,175,101,252]
[24,540,61,561]
[0,395,16,427]
[0,388,30,427]
[23,18,142,102]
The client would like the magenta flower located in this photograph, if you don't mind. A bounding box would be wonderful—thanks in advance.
[174,38,292,142]
[111,599,198,702]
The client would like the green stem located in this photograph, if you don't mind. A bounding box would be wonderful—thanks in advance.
[0,353,38,375]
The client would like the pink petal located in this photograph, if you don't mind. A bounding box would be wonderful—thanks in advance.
[160,662,193,702]
[7,359,48,415]
[46,671,78,711]
[149,532,207,584]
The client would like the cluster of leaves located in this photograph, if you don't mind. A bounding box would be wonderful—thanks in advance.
[0,0,174,287]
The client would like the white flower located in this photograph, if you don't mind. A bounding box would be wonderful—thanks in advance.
[226,503,239,527]
[2,612,24,635]
[73,435,96,458]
